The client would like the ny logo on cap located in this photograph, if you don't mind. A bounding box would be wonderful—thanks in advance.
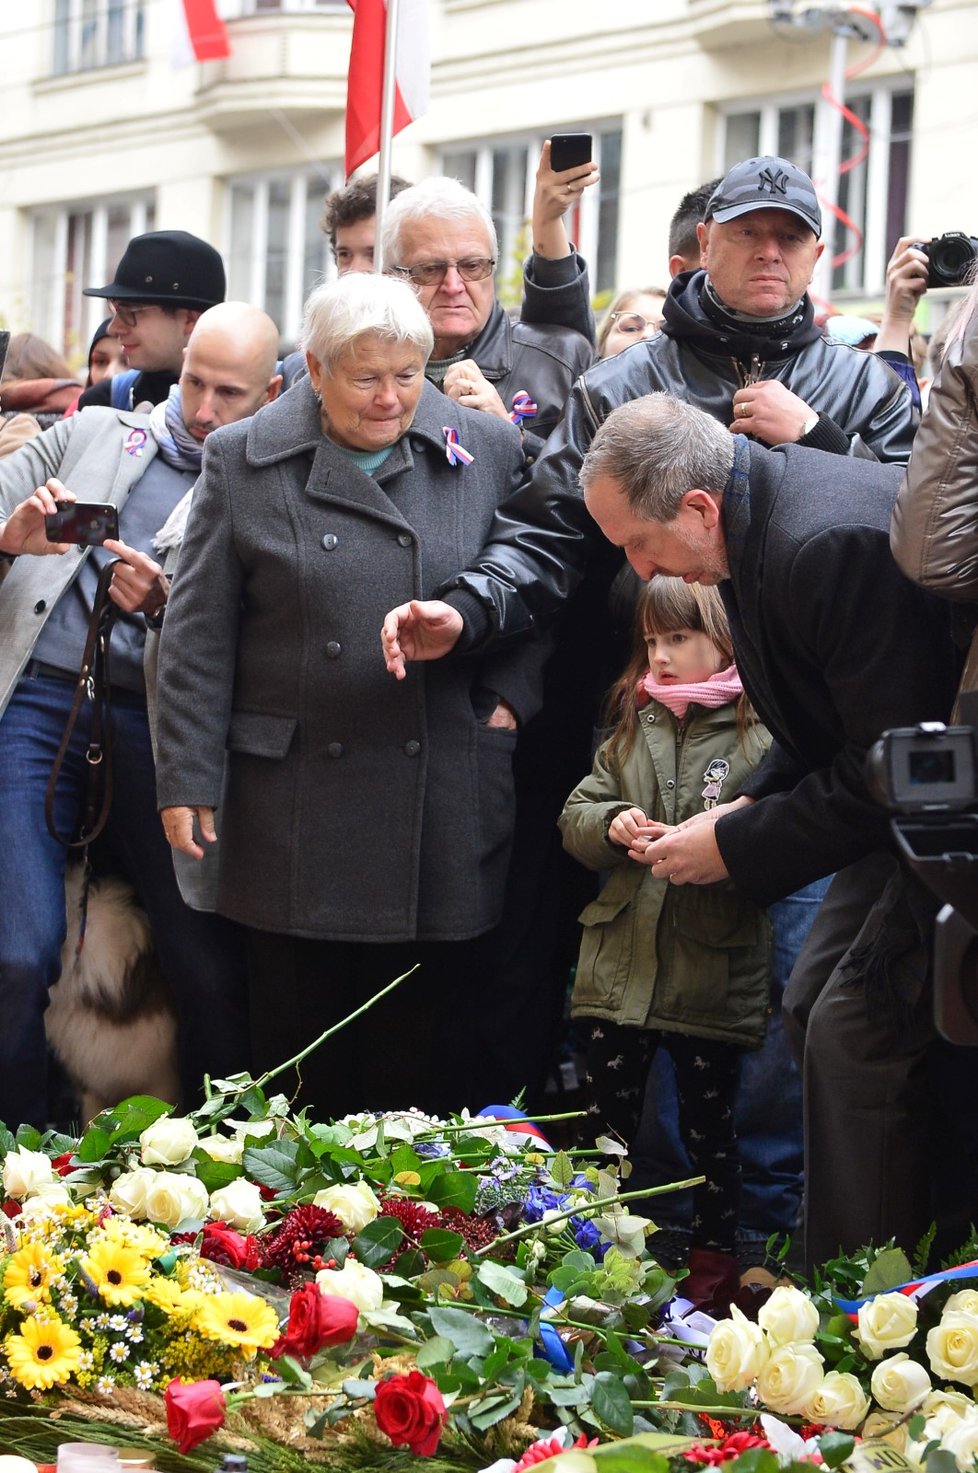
[758,166,790,197]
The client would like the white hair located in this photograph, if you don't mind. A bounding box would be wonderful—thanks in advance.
[300,271,433,372]
[380,176,498,266]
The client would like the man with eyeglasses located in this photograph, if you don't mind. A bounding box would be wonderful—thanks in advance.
[381,176,593,461]
[76,231,226,413]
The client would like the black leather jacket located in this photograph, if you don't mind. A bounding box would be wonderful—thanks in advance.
[441,270,918,646]
[459,299,593,459]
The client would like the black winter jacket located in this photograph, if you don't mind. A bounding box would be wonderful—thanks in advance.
[440,270,918,646]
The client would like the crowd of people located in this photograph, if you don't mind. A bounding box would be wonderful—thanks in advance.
[0,142,975,1296]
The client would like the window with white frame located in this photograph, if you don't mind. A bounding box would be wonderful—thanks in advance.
[226,167,340,345]
[53,0,145,75]
[29,193,156,363]
[232,0,346,12]
[439,125,622,303]
[719,82,913,297]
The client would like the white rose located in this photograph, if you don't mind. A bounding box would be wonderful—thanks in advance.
[2,1147,55,1199]
[922,1390,975,1425]
[946,1290,978,1317]
[108,1166,159,1219]
[870,1353,932,1413]
[142,1171,209,1229]
[757,1285,820,1347]
[139,1117,199,1166]
[199,1136,244,1166]
[756,1343,825,1414]
[208,1179,266,1234]
[862,1412,910,1451]
[315,1260,384,1315]
[803,1370,870,1429]
[705,1304,770,1392]
[927,1312,978,1385]
[311,1181,380,1234]
[18,1183,72,1219]
[855,1293,919,1360]
[942,1409,978,1471]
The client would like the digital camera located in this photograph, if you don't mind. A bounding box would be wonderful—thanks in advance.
[917,232,978,289]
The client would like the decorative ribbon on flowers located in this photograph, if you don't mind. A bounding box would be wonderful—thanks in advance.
[835,1258,978,1318]
[508,390,538,426]
[443,426,475,466]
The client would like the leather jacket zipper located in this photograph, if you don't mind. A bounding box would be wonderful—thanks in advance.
[733,353,766,387]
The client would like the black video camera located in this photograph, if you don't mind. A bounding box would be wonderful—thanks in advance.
[866,721,978,1043]
[916,232,978,289]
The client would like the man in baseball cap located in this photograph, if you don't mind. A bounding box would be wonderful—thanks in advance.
[77,230,227,413]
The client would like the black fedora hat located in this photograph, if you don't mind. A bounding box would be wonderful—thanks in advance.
[83,230,226,307]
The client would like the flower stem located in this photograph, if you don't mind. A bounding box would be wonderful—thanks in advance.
[474,1179,705,1255]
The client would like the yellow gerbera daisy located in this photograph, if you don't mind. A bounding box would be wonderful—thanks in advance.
[142,1276,199,1317]
[79,1238,150,1306]
[94,1218,169,1260]
[3,1242,64,1307]
[193,1291,279,1358]
[5,1316,83,1390]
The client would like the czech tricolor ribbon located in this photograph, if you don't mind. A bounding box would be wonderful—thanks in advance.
[835,1259,978,1319]
[123,429,148,457]
[443,427,475,466]
[509,390,538,426]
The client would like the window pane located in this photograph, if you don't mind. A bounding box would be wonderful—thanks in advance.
[832,94,870,293]
[724,113,760,170]
[778,104,815,175]
[595,128,622,293]
[228,185,257,302]
[491,145,528,275]
[442,151,478,192]
[304,179,330,295]
[887,90,913,256]
[264,178,291,331]
[53,0,71,73]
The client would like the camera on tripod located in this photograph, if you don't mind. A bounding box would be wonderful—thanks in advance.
[866,722,978,1043]
[915,232,978,289]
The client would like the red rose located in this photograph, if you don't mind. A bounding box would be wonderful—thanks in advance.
[200,1222,255,1269]
[164,1377,227,1454]
[52,1152,75,1177]
[374,1371,448,1458]
[271,1282,359,1361]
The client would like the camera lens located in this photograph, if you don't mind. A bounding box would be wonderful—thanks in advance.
[929,233,978,287]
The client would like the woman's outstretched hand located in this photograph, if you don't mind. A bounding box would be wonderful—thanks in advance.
[381,599,464,679]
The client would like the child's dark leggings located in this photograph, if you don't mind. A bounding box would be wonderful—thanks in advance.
[583,1020,741,1254]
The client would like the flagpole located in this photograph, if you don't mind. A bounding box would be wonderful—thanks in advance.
[373,0,400,272]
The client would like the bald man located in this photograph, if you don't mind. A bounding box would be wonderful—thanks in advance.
[0,302,281,1130]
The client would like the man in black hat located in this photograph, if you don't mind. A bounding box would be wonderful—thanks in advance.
[76,230,226,412]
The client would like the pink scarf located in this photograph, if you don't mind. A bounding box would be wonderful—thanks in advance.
[636,663,743,721]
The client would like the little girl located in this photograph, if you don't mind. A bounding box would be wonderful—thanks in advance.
[558,578,772,1265]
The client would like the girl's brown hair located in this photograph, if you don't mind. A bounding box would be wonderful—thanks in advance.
[1,332,74,384]
[603,579,759,762]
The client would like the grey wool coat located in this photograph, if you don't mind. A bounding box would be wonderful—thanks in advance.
[154,378,548,942]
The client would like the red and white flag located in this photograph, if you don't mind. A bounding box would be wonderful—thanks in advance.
[176,0,231,63]
[345,0,430,179]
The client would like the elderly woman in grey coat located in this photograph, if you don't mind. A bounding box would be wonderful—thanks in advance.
[154,273,545,1117]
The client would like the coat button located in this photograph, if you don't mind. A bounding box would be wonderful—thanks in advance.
[666,779,675,790]
[34,600,46,613]
[404,740,421,757]
[327,742,343,758]
[646,713,656,723]
[322,534,338,550]
[397,533,412,547]
[325,641,341,658]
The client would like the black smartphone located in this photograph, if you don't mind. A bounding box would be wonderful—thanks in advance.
[549,133,592,173]
[44,502,120,547]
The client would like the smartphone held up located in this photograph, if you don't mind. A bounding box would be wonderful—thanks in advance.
[44,502,119,547]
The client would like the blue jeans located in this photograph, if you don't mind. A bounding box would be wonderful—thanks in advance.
[0,672,250,1129]
[631,877,831,1261]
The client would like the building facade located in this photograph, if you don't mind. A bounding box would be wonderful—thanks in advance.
[1,0,975,362]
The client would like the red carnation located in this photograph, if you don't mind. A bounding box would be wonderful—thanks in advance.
[271,1281,359,1361]
[374,1370,448,1458]
[164,1377,227,1454]
[514,1433,598,1469]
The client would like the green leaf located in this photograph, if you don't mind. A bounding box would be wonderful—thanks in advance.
[104,1095,173,1142]
[390,1142,422,1175]
[427,1169,477,1213]
[478,1259,528,1308]
[591,1370,635,1436]
[243,1139,301,1192]
[819,1431,855,1468]
[394,1248,426,1279]
[551,1149,574,1189]
[352,1215,404,1268]
[75,1126,112,1164]
[274,1355,313,1389]
[416,1335,455,1369]
[191,1155,241,1194]
[428,1304,495,1356]
[860,1247,914,1297]
[0,1124,15,1155]
[924,1452,959,1473]
[468,1389,524,1430]
[14,1124,43,1149]
[726,1452,778,1473]
[420,1228,465,1264]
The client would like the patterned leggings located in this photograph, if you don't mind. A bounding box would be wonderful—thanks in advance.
[583,1020,741,1254]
